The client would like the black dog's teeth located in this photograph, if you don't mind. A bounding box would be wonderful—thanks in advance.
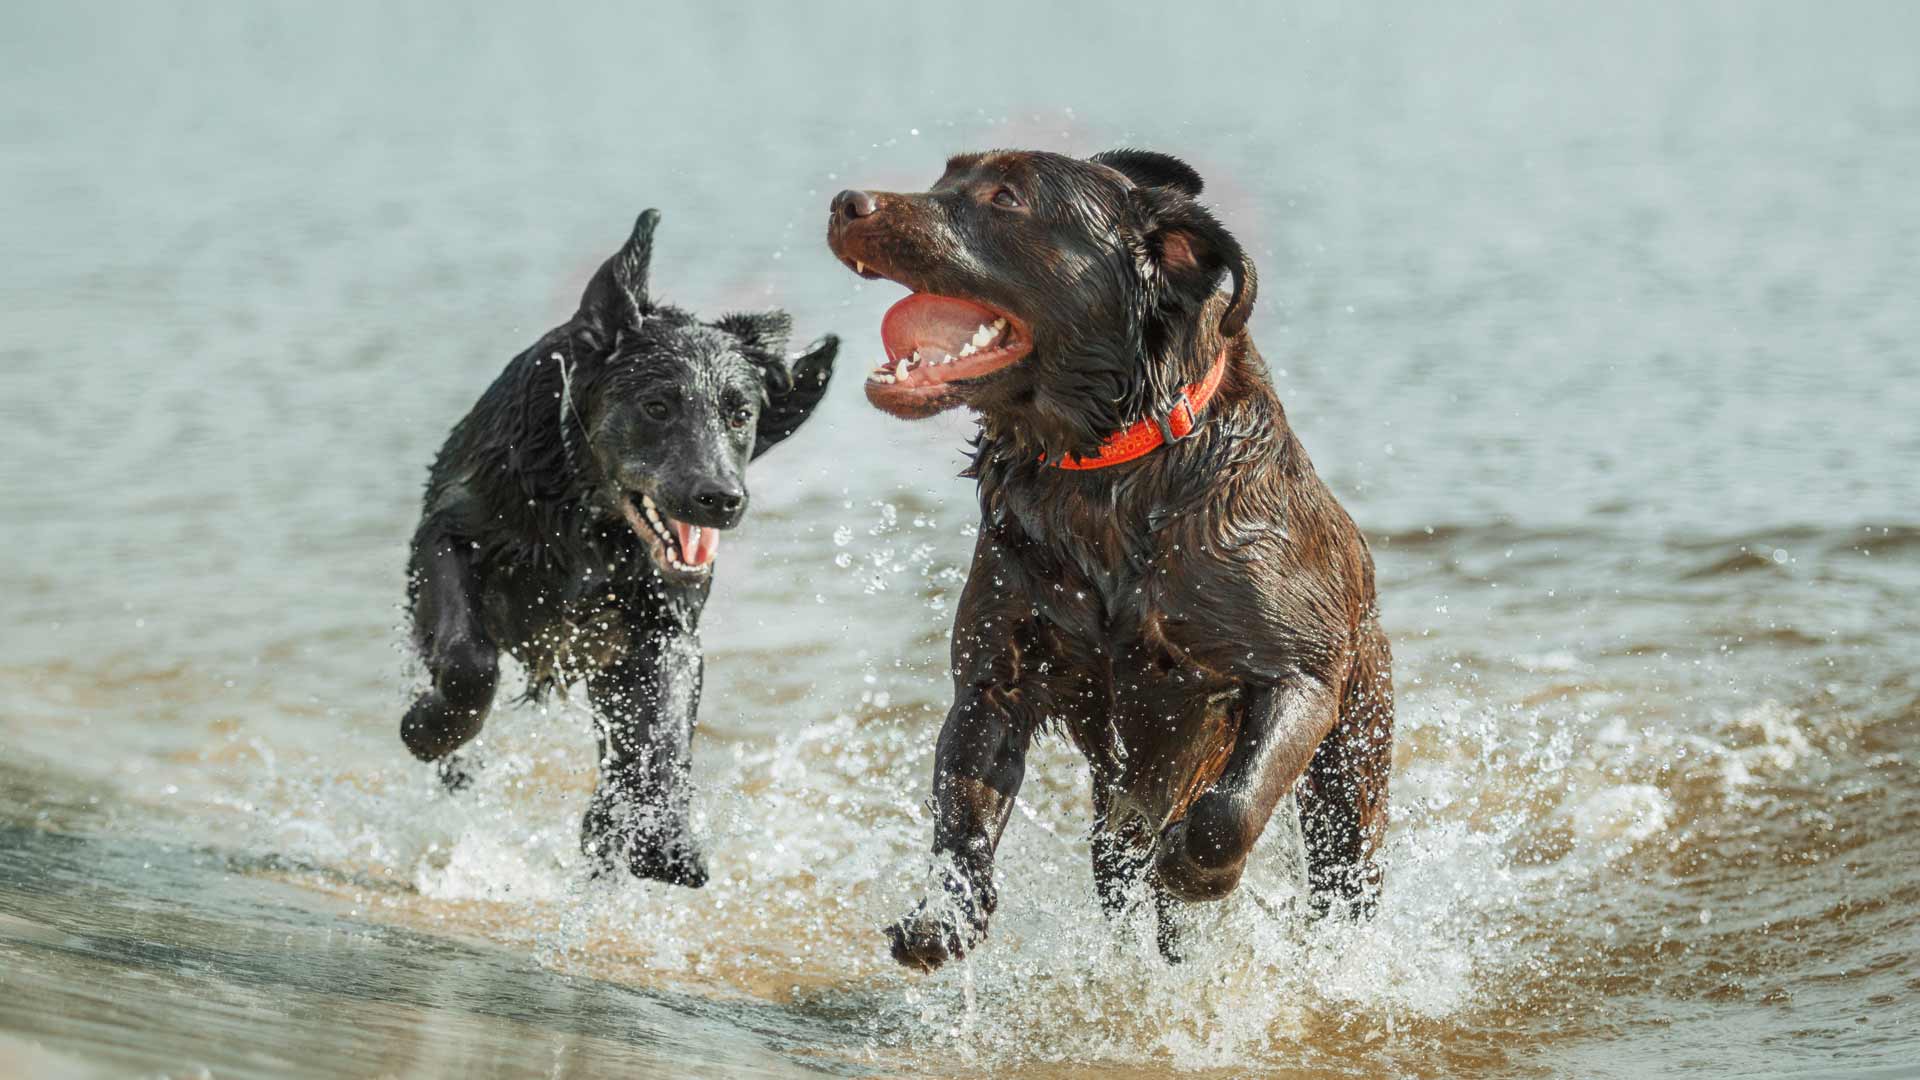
[633,493,674,549]
[631,492,707,574]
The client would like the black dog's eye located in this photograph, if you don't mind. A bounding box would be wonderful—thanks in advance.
[728,406,752,429]
[991,187,1023,209]
[643,401,671,422]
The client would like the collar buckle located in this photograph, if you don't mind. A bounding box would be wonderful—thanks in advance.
[1166,392,1199,442]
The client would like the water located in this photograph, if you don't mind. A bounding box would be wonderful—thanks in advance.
[4,2,1918,1076]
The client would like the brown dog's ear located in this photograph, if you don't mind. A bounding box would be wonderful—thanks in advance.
[576,209,660,344]
[1091,149,1204,196]
[1141,194,1259,338]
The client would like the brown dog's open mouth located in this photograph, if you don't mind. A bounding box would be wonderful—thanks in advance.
[866,293,1032,414]
[621,492,718,576]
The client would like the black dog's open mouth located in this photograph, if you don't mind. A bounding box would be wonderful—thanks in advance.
[865,293,1032,416]
[621,493,719,576]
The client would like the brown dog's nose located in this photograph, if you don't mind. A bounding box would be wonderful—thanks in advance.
[832,189,878,222]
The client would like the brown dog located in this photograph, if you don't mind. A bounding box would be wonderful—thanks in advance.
[827,150,1393,970]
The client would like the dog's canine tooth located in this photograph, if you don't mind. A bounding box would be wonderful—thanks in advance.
[855,260,866,275]
[894,358,908,380]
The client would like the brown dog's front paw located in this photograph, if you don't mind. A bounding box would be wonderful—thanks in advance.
[885,900,988,972]
[885,910,969,972]
[884,867,994,972]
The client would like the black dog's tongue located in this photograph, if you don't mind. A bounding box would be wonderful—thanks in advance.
[672,520,718,567]
[880,293,1004,361]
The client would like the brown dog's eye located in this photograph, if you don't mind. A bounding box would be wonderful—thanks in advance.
[728,407,752,429]
[644,401,670,422]
[991,187,1022,209]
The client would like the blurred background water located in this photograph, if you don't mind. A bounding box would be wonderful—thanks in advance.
[3,2,1918,1077]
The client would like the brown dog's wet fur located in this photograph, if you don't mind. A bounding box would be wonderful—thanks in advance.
[827,150,1393,970]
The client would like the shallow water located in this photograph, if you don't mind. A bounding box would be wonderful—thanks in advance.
[4,2,1919,1077]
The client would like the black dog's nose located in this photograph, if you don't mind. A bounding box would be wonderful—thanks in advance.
[692,483,746,518]
[832,189,878,221]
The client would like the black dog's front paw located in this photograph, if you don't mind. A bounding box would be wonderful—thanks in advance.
[580,787,708,889]
[623,834,709,889]
[400,692,486,763]
[436,752,476,793]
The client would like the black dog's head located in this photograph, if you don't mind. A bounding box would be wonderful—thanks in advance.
[825,149,1256,460]
[562,210,837,583]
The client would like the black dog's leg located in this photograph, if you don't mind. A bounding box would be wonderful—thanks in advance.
[580,629,708,888]
[1153,679,1342,904]
[401,528,499,781]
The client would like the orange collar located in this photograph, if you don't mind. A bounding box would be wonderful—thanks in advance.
[1053,346,1230,470]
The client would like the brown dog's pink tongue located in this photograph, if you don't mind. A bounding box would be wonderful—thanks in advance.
[881,292,1003,359]
[672,520,718,567]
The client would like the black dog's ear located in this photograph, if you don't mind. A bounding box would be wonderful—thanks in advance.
[576,209,660,346]
[1091,149,1205,196]
[1139,192,1258,338]
[751,334,838,460]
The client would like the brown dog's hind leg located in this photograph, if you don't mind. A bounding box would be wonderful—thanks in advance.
[1298,621,1395,919]
[401,528,499,780]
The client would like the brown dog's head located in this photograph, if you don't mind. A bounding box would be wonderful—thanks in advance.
[826,149,1256,459]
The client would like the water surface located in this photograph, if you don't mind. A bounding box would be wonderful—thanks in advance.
[3,3,1918,1076]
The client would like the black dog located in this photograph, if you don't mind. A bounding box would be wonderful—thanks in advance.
[827,151,1393,968]
[402,209,837,887]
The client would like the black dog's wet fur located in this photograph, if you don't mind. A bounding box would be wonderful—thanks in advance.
[827,150,1393,970]
[401,210,836,888]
